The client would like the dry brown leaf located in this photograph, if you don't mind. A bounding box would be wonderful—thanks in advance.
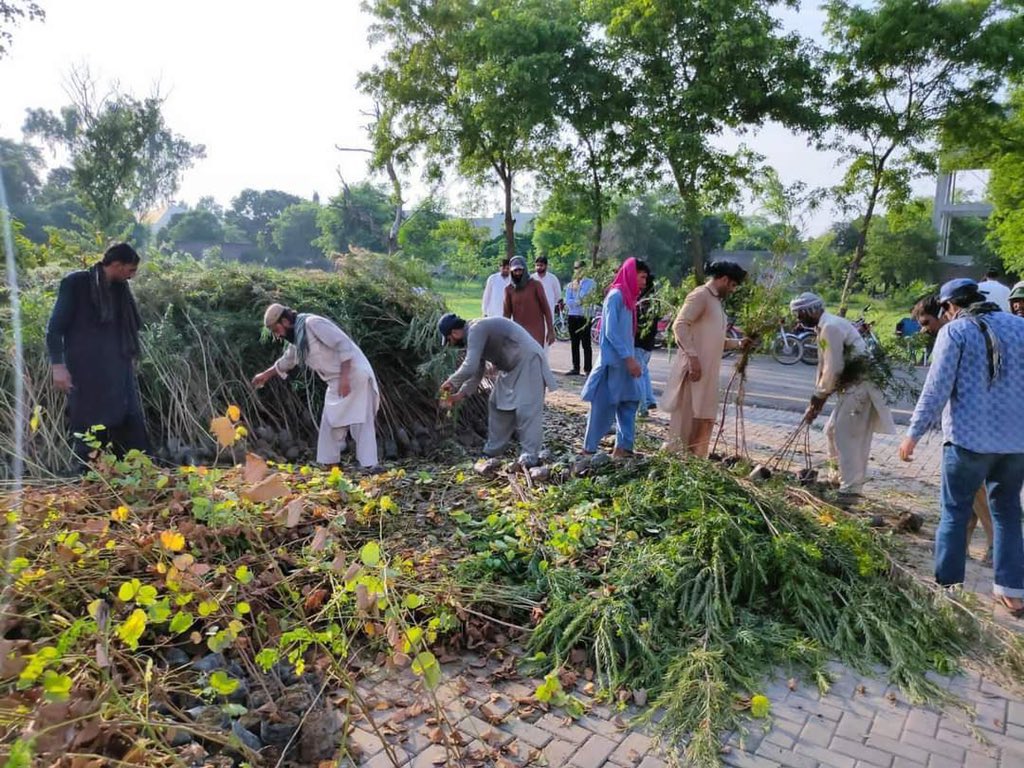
[241,473,290,504]
[310,526,330,552]
[330,552,346,572]
[210,416,236,448]
[427,726,445,744]
[787,678,797,691]
[631,689,647,706]
[304,589,329,612]
[285,498,304,528]
[243,452,269,484]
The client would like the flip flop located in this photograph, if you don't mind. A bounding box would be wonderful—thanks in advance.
[995,594,1024,619]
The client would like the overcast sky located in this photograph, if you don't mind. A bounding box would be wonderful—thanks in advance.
[0,0,951,235]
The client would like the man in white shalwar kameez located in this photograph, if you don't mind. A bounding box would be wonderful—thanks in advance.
[252,304,380,470]
[791,293,895,496]
[437,313,557,457]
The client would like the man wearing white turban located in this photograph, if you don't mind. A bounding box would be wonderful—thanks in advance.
[790,293,895,496]
[252,304,381,471]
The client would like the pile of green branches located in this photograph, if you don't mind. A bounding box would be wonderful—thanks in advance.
[457,456,1024,765]
[1,253,489,476]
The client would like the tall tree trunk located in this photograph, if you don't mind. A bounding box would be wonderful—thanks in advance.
[384,156,403,256]
[585,137,602,267]
[683,193,704,281]
[500,162,516,262]
[838,145,895,316]
[838,174,883,317]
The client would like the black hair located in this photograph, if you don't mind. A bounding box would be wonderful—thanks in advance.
[706,260,747,283]
[912,295,941,320]
[500,258,511,267]
[946,289,986,308]
[280,307,298,325]
[101,242,140,266]
[634,259,651,275]
[985,268,999,278]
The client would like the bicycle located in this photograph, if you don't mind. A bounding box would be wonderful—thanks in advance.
[722,318,744,359]
[770,320,804,365]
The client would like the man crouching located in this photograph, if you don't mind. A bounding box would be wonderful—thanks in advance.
[252,303,380,471]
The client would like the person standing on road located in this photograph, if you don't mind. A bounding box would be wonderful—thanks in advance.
[660,261,748,457]
[791,292,895,497]
[911,293,994,565]
[437,313,557,458]
[1009,283,1024,318]
[635,273,659,415]
[503,256,555,351]
[978,269,1011,312]
[581,258,650,457]
[533,255,561,327]
[563,260,596,376]
[481,258,511,318]
[46,242,150,465]
[252,304,381,472]
[900,278,1024,618]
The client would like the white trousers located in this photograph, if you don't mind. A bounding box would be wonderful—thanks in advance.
[824,386,874,493]
[317,394,378,468]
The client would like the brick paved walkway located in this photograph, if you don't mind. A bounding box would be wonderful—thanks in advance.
[341,393,1023,767]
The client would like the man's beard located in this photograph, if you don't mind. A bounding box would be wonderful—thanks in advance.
[511,271,529,290]
[283,326,296,343]
[453,335,467,348]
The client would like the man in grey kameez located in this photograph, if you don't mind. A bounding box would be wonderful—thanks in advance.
[438,313,557,456]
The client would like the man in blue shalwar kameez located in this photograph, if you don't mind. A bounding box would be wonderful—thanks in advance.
[581,258,650,457]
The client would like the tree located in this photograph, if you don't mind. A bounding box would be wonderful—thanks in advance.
[861,199,938,292]
[161,209,224,245]
[0,0,43,58]
[225,188,303,248]
[23,71,205,235]
[0,137,43,207]
[396,198,449,264]
[361,0,581,260]
[824,0,1023,313]
[724,216,788,252]
[271,202,326,267]
[532,191,593,277]
[433,219,492,279]
[316,180,393,254]
[593,0,821,280]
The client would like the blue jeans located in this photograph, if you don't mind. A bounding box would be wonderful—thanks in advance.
[936,444,1024,597]
[636,349,655,410]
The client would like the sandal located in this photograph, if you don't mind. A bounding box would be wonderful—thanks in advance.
[995,594,1024,619]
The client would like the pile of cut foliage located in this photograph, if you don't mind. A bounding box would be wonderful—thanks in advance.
[1,253,487,477]
[2,437,1023,766]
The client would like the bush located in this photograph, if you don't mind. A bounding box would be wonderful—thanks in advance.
[2,252,485,476]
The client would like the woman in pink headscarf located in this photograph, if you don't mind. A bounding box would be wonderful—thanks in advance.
[580,258,650,457]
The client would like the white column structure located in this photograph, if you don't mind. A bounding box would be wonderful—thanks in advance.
[932,170,993,265]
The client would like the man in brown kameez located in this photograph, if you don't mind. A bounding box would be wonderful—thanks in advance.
[503,255,555,351]
[660,261,748,457]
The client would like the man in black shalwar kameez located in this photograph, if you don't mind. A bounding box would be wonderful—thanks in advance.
[46,242,150,464]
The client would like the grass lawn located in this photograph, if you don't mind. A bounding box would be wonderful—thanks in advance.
[436,278,486,319]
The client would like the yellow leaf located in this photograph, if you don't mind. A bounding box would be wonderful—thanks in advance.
[116,609,147,650]
[160,531,186,552]
[750,694,771,718]
[118,579,140,602]
[234,425,248,440]
[111,505,129,522]
[210,416,236,448]
[226,404,241,422]
[29,405,42,434]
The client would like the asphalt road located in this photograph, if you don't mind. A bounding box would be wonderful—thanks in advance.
[549,343,925,425]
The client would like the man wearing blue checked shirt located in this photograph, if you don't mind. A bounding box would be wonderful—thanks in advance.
[900,278,1024,618]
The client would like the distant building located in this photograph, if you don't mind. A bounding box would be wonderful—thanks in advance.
[142,202,188,236]
[468,211,537,239]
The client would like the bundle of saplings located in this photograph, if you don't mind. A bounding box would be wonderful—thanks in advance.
[1,253,486,476]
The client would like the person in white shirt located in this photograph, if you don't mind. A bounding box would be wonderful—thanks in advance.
[252,304,380,471]
[978,269,1011,312]
[481,258,511,318]
[533,255,561,325]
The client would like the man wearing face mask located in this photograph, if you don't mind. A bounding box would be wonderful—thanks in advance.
[437,313,557,457]
[252,304,380,471]
[901,278,1024,618]
[504,255,555,350]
